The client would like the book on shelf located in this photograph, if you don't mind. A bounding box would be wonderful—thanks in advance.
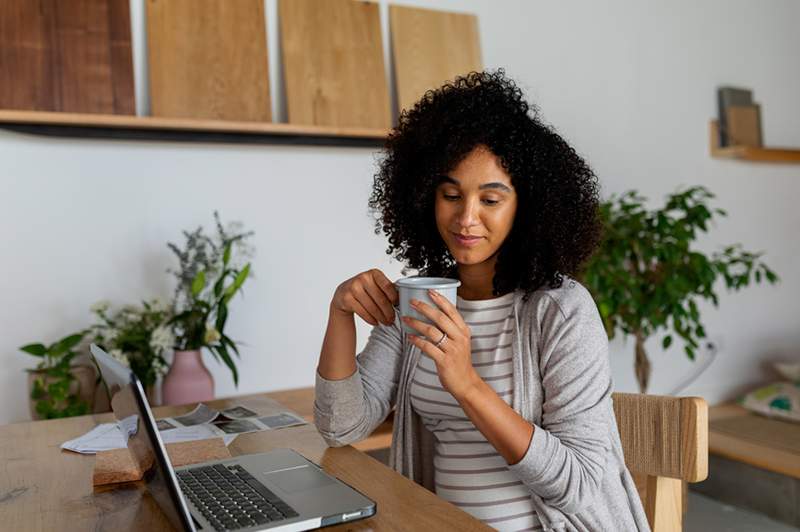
[717,86,753,147]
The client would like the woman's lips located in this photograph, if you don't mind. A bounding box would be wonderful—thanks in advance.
[453,233,483,247]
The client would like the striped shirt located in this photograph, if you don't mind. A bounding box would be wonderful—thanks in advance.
[409,291,541,531]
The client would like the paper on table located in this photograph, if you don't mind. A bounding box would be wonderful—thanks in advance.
[61,415,236,455]
[61,422,127,454]
[160,425,238,446]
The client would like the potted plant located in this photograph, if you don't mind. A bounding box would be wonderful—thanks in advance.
[162,212,254,405]
[583,186,779,393]
[89,298,174,404]
[20,332,94,419]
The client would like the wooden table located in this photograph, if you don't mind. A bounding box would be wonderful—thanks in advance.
[0,390,490,531]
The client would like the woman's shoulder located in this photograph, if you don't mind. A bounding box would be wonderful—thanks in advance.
[516,275,598,322]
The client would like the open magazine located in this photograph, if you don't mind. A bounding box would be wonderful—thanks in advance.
[157,404,307,435]
[61,404,307,454]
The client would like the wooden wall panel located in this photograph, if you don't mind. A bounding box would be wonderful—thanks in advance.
[390,5,482,113]
[0,0,135,114]
[146,0,272,122]
[279,0,390,129]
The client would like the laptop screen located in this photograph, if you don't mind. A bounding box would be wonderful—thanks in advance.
[91,345,196,531]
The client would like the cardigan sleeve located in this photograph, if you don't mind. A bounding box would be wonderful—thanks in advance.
[507,285,614,515]
[313,310,405,447]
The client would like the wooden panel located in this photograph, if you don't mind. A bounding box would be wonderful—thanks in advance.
[146,0,271,121]
[612,392,708,483]
[0,0,135,114]
[279,0,390,129]
[390,5,482,113]
[725,105,762,147]
[709,121,800,163]
[709,403,800,479]
[0,109,387,138]
[0,391,490,531]
[646,475,683,532]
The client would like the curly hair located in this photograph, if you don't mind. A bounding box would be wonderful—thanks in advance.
[368,69,602,300]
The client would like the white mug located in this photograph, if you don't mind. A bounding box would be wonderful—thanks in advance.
[395,276,461,334]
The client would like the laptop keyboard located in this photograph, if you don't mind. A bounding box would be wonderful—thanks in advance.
[177,463,299,531]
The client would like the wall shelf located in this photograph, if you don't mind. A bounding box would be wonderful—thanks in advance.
[0,110,388,148]
[709,120,800,163]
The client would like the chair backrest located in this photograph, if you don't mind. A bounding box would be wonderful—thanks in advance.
[612,392,709,532]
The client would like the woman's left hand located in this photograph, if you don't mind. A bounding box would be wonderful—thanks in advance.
[403,290,481,401]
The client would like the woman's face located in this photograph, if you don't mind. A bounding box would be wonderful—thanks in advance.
[435,146,518,267]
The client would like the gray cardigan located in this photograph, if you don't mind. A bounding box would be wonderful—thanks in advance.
[314,278,650,531]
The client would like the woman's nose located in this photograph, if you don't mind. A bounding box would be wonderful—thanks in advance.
[456,198,480,227]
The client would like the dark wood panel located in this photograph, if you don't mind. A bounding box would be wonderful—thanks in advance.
[0,0,135,114]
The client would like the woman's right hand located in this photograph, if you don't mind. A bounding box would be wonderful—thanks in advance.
[331,269,399,326]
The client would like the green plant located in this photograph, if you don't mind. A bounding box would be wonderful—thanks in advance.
[20,332,90,419]
[583,186,779,393]
[167,212,254,386]
[89,298,173,388]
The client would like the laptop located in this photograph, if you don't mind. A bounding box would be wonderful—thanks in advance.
[90,344,376,531]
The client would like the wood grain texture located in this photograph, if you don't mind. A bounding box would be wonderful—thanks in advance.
[279,0,390,128]
[709,120,800,163]
[0,391,489,531]
[0,109,388,138]
[612,392,709,483]
[146,0,271,121]
[0,0,135,114]
[646,475,683,532]
[725,105,762,147]
[709,402,800,479]
[390,4,482,113]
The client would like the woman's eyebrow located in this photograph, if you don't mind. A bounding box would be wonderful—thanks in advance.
[440,175,512,192]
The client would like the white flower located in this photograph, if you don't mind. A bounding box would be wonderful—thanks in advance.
[153,357,168,375]
[150,325,175,353]
[90,300,111,313]
[204,324,221,345]
[109,349,129,367]
[105,328,119,344]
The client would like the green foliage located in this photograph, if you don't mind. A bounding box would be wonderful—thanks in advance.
[167,212,255,386]
[90,299,173,388]
[20,331,90,419]
[584,186,779,364]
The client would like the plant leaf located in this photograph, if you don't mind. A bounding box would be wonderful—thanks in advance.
[192,270,206,297]
[20,343,48,357]
[662,335,672,349]
[214,344,239,387]
[56,333,84,353]
[223,264,250,303]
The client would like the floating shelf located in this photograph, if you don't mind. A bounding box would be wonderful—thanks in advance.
[0,110,388,148]
[709,120,800,163]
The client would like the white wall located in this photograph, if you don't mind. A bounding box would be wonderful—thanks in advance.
[2,0,798,425]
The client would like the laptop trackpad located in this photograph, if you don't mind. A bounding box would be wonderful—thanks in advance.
[265,466,335,493]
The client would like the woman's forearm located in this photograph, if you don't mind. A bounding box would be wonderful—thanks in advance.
[317,303,358,380]
[459,379,535,465]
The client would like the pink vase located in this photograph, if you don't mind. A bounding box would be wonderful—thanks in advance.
[161,349,214,405]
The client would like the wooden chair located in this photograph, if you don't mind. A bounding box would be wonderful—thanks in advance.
[612,392,709,532]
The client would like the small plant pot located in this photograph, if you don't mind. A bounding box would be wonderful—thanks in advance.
[27,364,96,420]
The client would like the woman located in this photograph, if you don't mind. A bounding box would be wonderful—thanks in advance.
[314,70,649,532]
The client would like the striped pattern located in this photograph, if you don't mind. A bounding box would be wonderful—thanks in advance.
[410,292,540,531]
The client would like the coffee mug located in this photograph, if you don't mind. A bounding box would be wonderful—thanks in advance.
[395,276,461,334]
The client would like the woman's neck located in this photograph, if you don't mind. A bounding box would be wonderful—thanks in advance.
[456,258,498,300]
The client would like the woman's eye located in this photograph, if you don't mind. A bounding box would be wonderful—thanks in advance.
[482,199,499,206]
[443,194,460,201]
